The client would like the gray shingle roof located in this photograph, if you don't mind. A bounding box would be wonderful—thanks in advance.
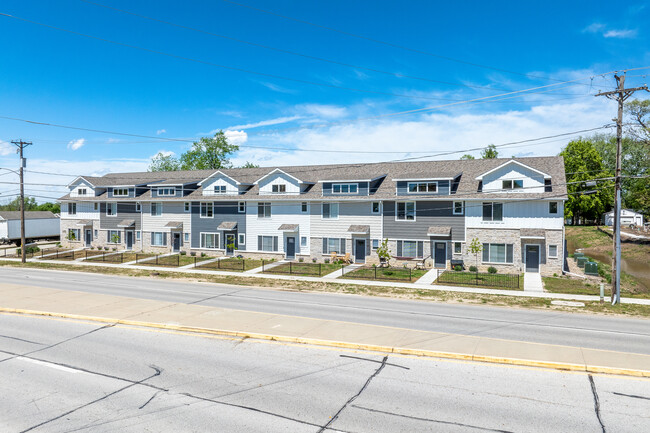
[278,224,299,231]
[427,226,452,236]
[347,225,370,234]
[217,221,238,230]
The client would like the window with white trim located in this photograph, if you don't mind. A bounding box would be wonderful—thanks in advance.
[322,238,345,254]
[184,202,190,212]
[67,228,80,241]
[78,188,87,195]
[136,231,141,240]
[271,184,286,193]
[200,202,213,218]
[502,179,523,190]
[113,188,129,197]
[238,234,246,245]
[157,187,175,196]
[300,236,307,247]
[68,203,77,216]
[322,202,339,219]
[482,243,514,263]
[372,239,379,250]
[548,244,558,258]
[301,202,308,213]
[94,229,98,238]
[214,185,226,194]
[454,242,462,254]
[151,202,162,217]
[200,233,219,249]
[106,203,117,216]
[257,202,271,218]
[549,202,558,214]
[238,202,246,213]
[135,203,141,212]
[371,202,380,214]
[258,235,278,252]
[332,183,358,194]
[482,202,503,222]
[152,232,167,247]
[408,182,437,193]
[93,202,98,211]
[396,240,424,258]
[396,202,415,221]
[184,232,190,242]
[108,230,121,244]
[453,201,464,215]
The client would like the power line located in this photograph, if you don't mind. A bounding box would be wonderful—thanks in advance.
[218,0,590,86]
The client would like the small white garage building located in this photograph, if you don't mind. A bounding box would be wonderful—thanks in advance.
[602,209,645,227]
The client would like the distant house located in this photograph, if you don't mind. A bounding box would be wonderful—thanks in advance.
[602,209,644,227]
[0,211,60,244]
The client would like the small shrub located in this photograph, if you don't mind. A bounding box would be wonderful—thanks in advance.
[180,251,186,256]
[453,265,462,272]
[553,273,558,277]
[112,247,117,252]
[56,242,61,248]
[104,247,109,251]
[487,266,497,274]
[325,258,330,264]
[190,252,196,257]
[201,252,206,258]
[469,265,478,272]
[298,257,304,262]
[312,258,317,263]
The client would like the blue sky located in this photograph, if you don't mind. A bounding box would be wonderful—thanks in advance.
[0,0,649,201]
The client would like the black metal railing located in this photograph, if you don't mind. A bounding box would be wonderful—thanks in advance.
[196,257,247,271]
[262,261,323,276]
[85,251,124,263]
[344,266,414,282]
[436,271,520,289]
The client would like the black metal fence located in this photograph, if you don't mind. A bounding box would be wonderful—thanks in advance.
[39,248,75,260]
[436,271,520,289]
[344,266,414,282]
[198,258,248,271]
[262,261,325,276]
[136,254,179,267]
[85,251,125,263]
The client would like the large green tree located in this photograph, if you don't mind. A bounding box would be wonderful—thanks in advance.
[148,152,180,172]
[560,139,613,224]
[481,144,498,159]
[625,99,649,145]
[0,196,60,213]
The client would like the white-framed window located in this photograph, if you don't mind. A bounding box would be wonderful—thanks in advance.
[93,202,98,211]
[272,184,286,194]
[200,202,213,218]
[94,229,98,238]
[548,244,558,258]
[301,202,308,213]
[502,180,523,190]
[238,202,246,213]
[482,243,514,263]
[108,230,121,244]
[184,202,190,212]
[68,202,77,216]
[151,202,162,217]
[372,239,379,250]
[238,233,246,245]
[152,232,167,247]
[184,232,190,242]
[106,202,117,216]
[78,188,87,196]
[257,202,271,218]
[322,202,339,219]
[200,233,219,249]
[454,242,462,254]
[408,182,437,193]
[135,203,141,212]
[136,231,141,241]
[113,188,129,197]
[482,202,503,222]
[549,202,558,214]
[157,187,175,196]
[332,183,358,194]
[322,237,345,254]
[371,202,380,214]
[300,236,307,247]
[214,185,226,194]
[258,235,278,252]
[67,228,80,241]
[396,240,423,258]
[453,201,464,215]
[396,202,415,221]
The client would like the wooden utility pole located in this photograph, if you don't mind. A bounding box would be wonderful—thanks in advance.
[595,73,648,304]
[10,140,32,264]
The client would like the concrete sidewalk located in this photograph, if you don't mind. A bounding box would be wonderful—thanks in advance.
[1,283,648,377]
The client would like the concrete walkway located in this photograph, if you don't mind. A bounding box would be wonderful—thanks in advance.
[245,260,286,274]
[414,267,441,285]
[1,282,648,377]
[322,263,360,279]
[524,272,544,292]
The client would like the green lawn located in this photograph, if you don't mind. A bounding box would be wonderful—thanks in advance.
[86,251,145,264]
[196,257,263,272]
[264,262,342,277]
[435,271,522,290]
[344,266,427,282]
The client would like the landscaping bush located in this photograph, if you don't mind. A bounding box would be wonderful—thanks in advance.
[453,265,462,272]
[112,247,117,252]
[56,242,61,248]
[469,265,477,272]
[201,252,206,258]
[190,252,196,257]
[180,251,186,256]
[487,266,497,274]
[325,258,330,264]
[312,258,317,263]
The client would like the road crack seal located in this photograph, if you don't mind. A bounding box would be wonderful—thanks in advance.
[588,374,606,433]
[139,390,162,409]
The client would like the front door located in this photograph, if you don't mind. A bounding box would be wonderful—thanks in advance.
[173,233,181,252]
[225,233,235,255]
[434,242,446,268]
[125,231,133,250]
[286,236,296,259]
[525,245,540,272]
[355,239,366,263]
[85,229,92,247]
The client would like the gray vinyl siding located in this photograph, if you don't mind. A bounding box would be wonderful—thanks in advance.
[396,180,450,196]
[190,201,246,249]
[383,201,465,241]
[107,187,135,198]
[322,182,369,196]
[99,202,141,230]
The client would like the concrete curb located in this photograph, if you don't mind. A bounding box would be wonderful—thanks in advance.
[3,307,648,379]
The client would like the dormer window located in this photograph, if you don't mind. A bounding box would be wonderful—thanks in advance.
[332,183,357,194]
[78,188,87,195]
[214,185,226,194]
[408,182,437,193]
[113,188,129,197]
[272,184,286,194]
[158,187,175,196]
[502,180,523,190]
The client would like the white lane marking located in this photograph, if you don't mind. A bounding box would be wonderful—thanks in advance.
[17,357,87,375]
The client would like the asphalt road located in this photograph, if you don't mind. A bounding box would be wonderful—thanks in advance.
[3,267,650,354]
[1,313,649,432]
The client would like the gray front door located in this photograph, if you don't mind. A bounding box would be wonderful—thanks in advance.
[85,229,92,247]
[525,245,540,272]
[125,231,134,250]
[434,242,446,268]
[173,233,181,252]
[355,239,366,263]
[286,237,295,259]
[225,233,235,255]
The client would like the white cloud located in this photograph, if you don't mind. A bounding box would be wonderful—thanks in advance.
[583,22,606,33]
[0,140,13,156]
[227,116,302,130]
[67,138,85,151]
[156,129,167,135]
[603,29,637,38]
[224,130,248,146]
[297,104,348,119]
[583,22,637,39]
[106,138,121,143]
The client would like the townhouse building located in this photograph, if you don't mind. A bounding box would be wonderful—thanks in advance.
[58,156,567,275]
